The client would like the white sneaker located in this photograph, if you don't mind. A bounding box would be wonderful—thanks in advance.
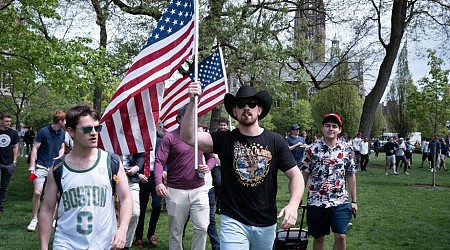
[385,172,388,176]
[27,219,38,231]
[394,171,398,175]
[404,172,410,175]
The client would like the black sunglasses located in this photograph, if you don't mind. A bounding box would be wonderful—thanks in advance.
[76,125,103,134]
[236,100,258,109]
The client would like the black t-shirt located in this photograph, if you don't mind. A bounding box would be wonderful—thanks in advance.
[0,128,19,165]
[211,128,297,226]
[384,142,396,156]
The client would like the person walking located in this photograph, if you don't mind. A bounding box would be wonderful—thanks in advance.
[428,136,441,172]
[359,136,370,171]
[123,152,146,250]
[373,138,381,158]
[384,137,397,175]
[301,113,357,250]
[439,138,449,171]
[16,125,25,157]
[286,124,306,167]
[134,131,164,248]
[181,83,304,250]
[27,110,66,232]
[38,104,132,249]
[0,113,19,213]
[154,106,215,250]
[420,138,430,169]
[352,132,362,165]
[395,138,410,175]
[24,127,35,156]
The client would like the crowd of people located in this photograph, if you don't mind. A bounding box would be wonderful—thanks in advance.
[3,83,446,249]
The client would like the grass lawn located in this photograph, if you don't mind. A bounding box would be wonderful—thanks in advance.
[1,153,449,249]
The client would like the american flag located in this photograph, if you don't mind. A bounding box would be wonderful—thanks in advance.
[99,0,196,155]
[160,49,228,131]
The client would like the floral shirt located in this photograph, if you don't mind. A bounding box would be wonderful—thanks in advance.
[301,139,356,208]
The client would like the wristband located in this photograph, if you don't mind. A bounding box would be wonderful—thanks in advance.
[352,201,357,204]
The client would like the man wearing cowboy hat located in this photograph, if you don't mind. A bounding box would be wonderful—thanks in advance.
[181,83,304,250]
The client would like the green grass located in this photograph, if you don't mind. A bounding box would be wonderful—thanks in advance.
[1,153,449,249]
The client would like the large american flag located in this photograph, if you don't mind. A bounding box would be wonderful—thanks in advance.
[99,0,196,155]
[160,49,228,131]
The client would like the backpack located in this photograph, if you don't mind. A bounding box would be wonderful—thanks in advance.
[52,152,122,227]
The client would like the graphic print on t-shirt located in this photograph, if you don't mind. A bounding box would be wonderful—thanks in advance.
[233,141,272,187]
[0,134,11,147]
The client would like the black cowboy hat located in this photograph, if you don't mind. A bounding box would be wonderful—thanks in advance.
[224,85,272,120]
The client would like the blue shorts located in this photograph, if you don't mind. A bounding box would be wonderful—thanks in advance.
[307,203,352,238]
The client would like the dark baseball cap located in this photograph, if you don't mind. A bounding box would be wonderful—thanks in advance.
[291,124,300,130]
[322,113,343,126]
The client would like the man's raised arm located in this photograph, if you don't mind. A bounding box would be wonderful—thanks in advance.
[180,82,214,153]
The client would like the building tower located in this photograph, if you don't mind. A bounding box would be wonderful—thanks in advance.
[294,0,326,62]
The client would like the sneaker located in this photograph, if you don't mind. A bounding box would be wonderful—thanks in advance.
[385,172,388,176]
[27,219,38,231]
[394,172,398,175]
[404,172,410,175]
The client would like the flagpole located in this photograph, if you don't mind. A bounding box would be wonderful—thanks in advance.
[193,0,202,177]
[218,45,232,130]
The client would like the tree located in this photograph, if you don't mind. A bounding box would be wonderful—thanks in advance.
[270,99,313,136]
[385,41,417,138]
[409,49,450,137]
[310,83,363,137]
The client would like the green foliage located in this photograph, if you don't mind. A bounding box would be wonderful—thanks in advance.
[409,49,450,137]
[310,82,363,136]
[271,99,313,135]
[385,43,417,138]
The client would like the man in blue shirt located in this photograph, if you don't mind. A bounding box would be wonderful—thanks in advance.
[27,110,66,232]
[286,124,306,166]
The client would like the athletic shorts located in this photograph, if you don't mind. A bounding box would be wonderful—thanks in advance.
[386,155,396,165]
[33,164,51,185]
[306,203,352,238]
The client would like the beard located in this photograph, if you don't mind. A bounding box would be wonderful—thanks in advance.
[236,111,258,126]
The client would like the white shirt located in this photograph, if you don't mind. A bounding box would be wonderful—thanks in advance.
[360,141,370,155]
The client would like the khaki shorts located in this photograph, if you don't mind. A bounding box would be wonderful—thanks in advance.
[33,164,51,185]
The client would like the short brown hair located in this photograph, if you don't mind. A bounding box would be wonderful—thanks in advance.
[65,104,100,129]
[1,112,12,120]
[52,110,66,124]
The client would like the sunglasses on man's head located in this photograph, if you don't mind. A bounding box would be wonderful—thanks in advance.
[76,125,102,134]
[235,100,258,109]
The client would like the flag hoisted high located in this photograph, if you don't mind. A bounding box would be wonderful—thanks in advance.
[99,0,196,155]
[160,49,228,131]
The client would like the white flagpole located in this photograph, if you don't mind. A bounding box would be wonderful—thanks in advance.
[193,0,202,177]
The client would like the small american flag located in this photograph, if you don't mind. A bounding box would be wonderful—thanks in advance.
[160,49,228,131]
[99,0,196,155]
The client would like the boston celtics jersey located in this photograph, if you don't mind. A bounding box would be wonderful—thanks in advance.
[53,149,117,249]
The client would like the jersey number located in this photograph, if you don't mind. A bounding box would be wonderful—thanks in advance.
[77,211,93,235]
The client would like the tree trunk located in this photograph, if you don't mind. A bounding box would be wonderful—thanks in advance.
[91,0,108,111]
[209,106,223,132]
[359,0,407,137]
